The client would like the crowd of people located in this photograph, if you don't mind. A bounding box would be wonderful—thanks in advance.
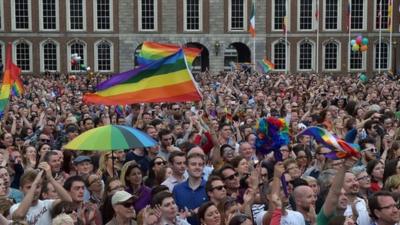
[0,69,399,225]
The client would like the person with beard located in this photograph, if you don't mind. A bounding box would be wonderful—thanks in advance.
[158,129,180,161]
[293,185,317,224]
[359,138,379,165]
[219,165,241,200]
[43,151,69,184]
[368,191,400,225]
[342,172,372,225]
[172,124,185,146]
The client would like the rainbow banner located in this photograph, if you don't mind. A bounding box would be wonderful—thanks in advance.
[257,58,275,73]
[137,41,202,69]
[0,43,21,115]
[297,126,361,159]
[84,49,202,105]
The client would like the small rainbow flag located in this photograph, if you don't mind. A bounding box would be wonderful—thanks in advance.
[0,43,21,115]
[115,105,125,116]
[11,78,24,97]
[137,41,202,69]
[257,58,275,73]
[297,126,361,159]
[84,49,202,105]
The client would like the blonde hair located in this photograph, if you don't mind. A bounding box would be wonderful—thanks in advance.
[98,152,112,173]
[52,213,74,225]
[120,161,140,187]
[384,174,400,191]
[302,175,317,185]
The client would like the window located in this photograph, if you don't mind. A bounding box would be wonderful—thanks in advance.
[229,0,247,31]
[375,42,389,70]
[12,0,31,30]
[323,41,339,70]
[68,0,86,31]
[139,0,157,31]
[273,0,287,31]
[184,0,202,31]
[95,40,113,72]
[68,40,86,72]
[324,0,339,30]
[41,40,58,72]
[40,0,58,31]
[95,0,112,31]
[351,0,366,30]
[14,41,31,72]
[349,44,365,70]
[375,0,389,30]
[299,0,313,30]
[298,41,313,70]
[0,0,4,31]
[273,41,288,70]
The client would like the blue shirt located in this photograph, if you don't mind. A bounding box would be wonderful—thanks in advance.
[172,179,208,225]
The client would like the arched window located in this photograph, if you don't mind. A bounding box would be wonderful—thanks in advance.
[298,41,313,70]
[375,42,389,70]
[273,41,287,70]
[15,40,31,71]
[323,42,339,70]
[68,40,86,72]
[42,40,58,71]
[95,40,113,72]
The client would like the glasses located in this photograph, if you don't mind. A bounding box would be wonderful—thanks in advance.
[63,208,77,214]
[357,176,370,181]
[287,166,299,171]
[40,139,50,143]
[224,172,239,180]
[378,203,400,210]
[155,161,166,166]
[363,147,378,153]
[109,185,125,192]
[261,173,268,178]
[162,138,173,141]
[120,201,134,208]
[172,108,180,111]
[88,177,101,186]
[211,185,226,191]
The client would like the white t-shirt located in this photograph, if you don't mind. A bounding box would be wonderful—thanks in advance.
[281,210,305,225]
[10,199,55,225]
[344,197,371,225]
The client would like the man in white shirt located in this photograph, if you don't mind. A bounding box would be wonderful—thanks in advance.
[162,151,187,191]
[10,162,72,225]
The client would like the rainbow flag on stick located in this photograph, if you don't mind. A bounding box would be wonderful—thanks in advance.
[84,49,202,105]
[257,58,275,73]
[297,126,361,159]
[0,43,21,115]
[137,41,202,69]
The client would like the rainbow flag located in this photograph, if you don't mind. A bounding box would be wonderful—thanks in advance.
[115,105,125,116]
[249,0,256,37]
[84,49,202,105]
[0,43,21,116]
[257,58,275,73]
[137,41,202,69]
[11,78,24,97]
[297,126,361,159]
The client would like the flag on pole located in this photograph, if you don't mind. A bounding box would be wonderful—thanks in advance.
[84,49,202,105]
[257,58,275,73]
[249,0,256,37]
[388,0,393,31]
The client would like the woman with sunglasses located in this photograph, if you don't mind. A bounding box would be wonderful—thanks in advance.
[52,201,81,225]
[145,157,167,188]
[121,161,151,213]
[198,202,222,225]
[98,152,119,182]
[100,177,125,224]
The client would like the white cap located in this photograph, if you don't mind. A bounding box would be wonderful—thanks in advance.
[111,191,134,205]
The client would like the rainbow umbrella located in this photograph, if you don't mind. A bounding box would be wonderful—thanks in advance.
[64,125,157,151]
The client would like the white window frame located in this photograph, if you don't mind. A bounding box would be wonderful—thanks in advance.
[66,0,87,31]
[40,39,60,72]
[11,0,32,31]
[323,0,342,31]
[348,42,366,71]
[94,40,114,72]
[373,0,389,31]
[350,0,368,31]
[373,41,390,70]
[94,0,113,31]
[271,39,290,71]
[0,0,4,31]
[184,0,203,32]
[138,0,158,32]
[39,0,59,31]
[67,39,87,73]
[12,39,32,73]
[228,0,248,32]
[297,39,315,71]
[297,0,315,31]
[322,40,341,71]
[272,0,290,32]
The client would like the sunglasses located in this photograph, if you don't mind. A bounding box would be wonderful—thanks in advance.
[63,208,77,214]
[120,201,134,208]
[109,185,125,192]
[155,161,166,166]
[224,172,239,180]
[211,185,226,191]
[40,139,50,143]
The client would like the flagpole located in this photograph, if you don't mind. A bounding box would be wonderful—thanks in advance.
[316,1,319,73]
[253,0,256,71]
[348,0,351,73]
[379,0,382,74]
[285,0,288,75]
[389,0,393,73]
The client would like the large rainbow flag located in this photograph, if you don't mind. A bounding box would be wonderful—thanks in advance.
[84,49,202,105]
[0,43,21,115]
[11,78,24,97]
[137,41,202,68]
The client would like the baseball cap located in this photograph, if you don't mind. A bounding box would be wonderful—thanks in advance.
[111,191,135,205]
[73,155,92,165]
